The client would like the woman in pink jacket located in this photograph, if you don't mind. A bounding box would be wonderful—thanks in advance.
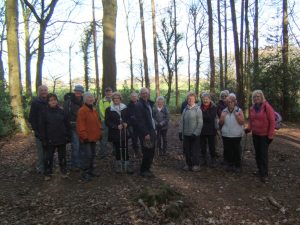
[245,90,275,183]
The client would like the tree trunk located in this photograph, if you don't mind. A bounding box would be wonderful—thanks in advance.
[69,45,72,92]
[138,0,149,89]
[102,0,117,94]
[21,0,32,97]
[239,0,244,84]
[151,0,160,96]
[173,0,179,108]
[230,0,244,108]
[0,23,5,89]
[282,0,289,118]
[217,0,224,90]
[224,0,228,89]
[6,0,29,134]
[92,0,100,97]
[207,0,215,94]
[253,0,259,87]
[245,0,251,110]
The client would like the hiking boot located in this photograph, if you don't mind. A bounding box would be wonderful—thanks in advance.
[182,165,190,171]
[82,173,92,182]
[89,171,100,177]
[192,166,201,172]
[44,175,52,181]
[140,170,155,178]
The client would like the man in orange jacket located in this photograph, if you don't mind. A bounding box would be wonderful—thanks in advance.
[77,92,102,181]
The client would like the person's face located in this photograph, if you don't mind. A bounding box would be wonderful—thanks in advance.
[85,95,94,105]
[157,100,164,108]
[105,90,112,98]
[74,91,83,98]
[202,96,211,105]
[187,96,196,106]
[39,86,48,98]
[253,93,263,104]
[131,94,138,103]
[112,96,121,105]
[221,93,228,101]
[227,98,236,110]
[140,90,149,101]
[48,96,58,108]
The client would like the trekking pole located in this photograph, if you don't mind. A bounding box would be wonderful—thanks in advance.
[241,133,248,169]
[124,126,127,173]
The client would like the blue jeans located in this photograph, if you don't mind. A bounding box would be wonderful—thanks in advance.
[70,128,81,168]
[35,137,44,172]
[81,142,96,174]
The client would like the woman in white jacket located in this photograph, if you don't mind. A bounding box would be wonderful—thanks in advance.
[219,94,245,173]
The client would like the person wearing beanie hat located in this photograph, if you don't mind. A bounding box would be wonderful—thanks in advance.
[76,92,102,181]
[74,85,84,93]
[63,84,84,171]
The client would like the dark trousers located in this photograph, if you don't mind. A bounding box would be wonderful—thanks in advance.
[113,140,129,161]
[43,144,67,175]
[129,126,140,153]
[156,129,168,154]
[252,135,270,177]
[140,131,156,173]
[200,135,216,163]
[183,136,200,167]
[222,137,242,168]
[81,142,96,174]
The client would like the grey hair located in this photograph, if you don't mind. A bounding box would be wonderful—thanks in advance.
[201,92,211,99]
[83,91,94,103]
[220,90,229,99]
[187,91,197,100]
[130,91,138,97]
[140,87,149,95]
[112,92,122,100]
[156,96,165,102]
[38,85,48,94]
[252,90,266,104]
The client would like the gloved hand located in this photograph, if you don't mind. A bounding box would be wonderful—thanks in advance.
[190,134,197,140]
[244,128,251,134]
[178,132,183,141]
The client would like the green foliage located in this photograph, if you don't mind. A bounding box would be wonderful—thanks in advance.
[0,83,16,137]
[253,52,300,121]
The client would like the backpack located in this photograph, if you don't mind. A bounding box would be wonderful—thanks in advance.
[264,103,282,130]
[274,111,282,130]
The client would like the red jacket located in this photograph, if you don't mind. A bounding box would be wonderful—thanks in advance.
[248,101,275,139]
[76,104,102,142]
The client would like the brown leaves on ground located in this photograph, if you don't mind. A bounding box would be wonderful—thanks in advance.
[0,117,300,224]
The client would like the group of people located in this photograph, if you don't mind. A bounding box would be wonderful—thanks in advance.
[179,89,275,183]
[29,84,275,183]
[29,85,169,181]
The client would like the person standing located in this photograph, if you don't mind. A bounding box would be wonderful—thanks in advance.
[135,88,156,177]
[178,92,203,171]
[39,93,70,180]
[127,91,140,157]
[216,90,229,118]
[219,94,245,173]
[199,93,218,167]
[153,96,169,156]
[77,92,102,181]
[63,85,84,171]
[98,87,113,158]
[245,90,275,182]
[29,85,48,173]
[105,92,133,173]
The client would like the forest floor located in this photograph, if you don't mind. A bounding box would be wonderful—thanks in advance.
[0,115,300,225]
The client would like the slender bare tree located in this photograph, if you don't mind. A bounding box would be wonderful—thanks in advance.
[92,0,100,97]
[282,0,289,117]
[217,0,224,90]
[138,0,149,89]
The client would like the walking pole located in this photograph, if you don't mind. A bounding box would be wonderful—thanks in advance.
[241,132,248,169]
[124,126,127,172]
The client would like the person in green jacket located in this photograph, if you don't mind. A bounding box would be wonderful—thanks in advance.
[98,87,113,158]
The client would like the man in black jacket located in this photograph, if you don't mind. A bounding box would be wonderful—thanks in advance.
[63,85,84,170]
[29,85,48,173]
[135,88,156,177]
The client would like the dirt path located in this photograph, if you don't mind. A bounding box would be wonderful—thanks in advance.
[0,117,299,225]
